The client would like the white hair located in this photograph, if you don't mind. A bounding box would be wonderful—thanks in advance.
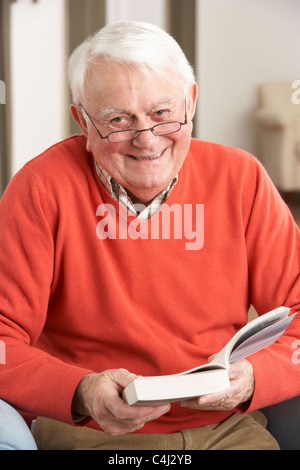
[68,21,196,105]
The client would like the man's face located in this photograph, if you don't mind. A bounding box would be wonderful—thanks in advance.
[73,61,198,203]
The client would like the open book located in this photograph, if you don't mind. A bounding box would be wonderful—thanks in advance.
[122,306,296,406]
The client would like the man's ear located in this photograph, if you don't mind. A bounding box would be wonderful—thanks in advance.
[187,83,198,121]
[70,104,88,136]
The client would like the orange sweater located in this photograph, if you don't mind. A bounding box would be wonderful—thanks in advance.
[0,135,299,433]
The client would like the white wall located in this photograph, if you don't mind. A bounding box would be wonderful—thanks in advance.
[10,0,66,175]
[106,0,167,28]
[196,0,300,155]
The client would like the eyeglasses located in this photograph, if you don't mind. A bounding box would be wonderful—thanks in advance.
[80,101,187,143]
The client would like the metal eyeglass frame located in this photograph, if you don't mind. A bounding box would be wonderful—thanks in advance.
[80,101,187,143]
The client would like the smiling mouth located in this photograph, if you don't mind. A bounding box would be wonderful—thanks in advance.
[129,149,165,161]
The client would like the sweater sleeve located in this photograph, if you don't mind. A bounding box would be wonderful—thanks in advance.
[0,167,92,424]
[243,159,300,411]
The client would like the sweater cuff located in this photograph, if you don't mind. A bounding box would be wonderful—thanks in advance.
[37,364,93,426]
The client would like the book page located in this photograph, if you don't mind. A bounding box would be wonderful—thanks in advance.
[232,312,290,350]
[229,313,296,363]
[211,306,292,368]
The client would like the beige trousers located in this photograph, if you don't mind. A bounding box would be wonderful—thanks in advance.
[32,411,279,450]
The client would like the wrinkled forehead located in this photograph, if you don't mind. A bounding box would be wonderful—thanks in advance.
[83,58,185,106]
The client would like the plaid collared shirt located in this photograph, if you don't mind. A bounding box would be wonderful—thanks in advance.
[94,159,178,221]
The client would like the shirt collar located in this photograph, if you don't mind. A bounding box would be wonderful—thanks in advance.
[94,159,178,221]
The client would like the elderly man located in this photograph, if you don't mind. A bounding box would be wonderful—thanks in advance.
[0,21,299,451]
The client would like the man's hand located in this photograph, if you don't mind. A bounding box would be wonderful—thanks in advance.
[180,359,255,411]
[72,369,170,436]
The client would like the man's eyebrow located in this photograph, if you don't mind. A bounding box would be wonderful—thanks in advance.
[95,108,126,121]
[94,98,176,121]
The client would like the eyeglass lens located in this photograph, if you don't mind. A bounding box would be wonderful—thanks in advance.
[107,122,182,143]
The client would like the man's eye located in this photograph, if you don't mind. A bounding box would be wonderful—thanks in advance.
[111,117,124,124]
[110,116,131,128]
[154,109,171,119]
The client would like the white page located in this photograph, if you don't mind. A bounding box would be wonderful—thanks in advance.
[229,313,296,363]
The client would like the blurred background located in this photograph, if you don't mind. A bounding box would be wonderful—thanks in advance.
[0,0,300,202]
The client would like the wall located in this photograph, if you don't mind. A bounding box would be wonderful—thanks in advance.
[106,0,167,28]
[195,0,300,155]
[10,0,66,175]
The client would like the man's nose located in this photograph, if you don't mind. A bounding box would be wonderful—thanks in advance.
[131,127,157,147]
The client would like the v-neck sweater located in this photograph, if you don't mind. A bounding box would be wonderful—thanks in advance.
[0,135,299,433]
